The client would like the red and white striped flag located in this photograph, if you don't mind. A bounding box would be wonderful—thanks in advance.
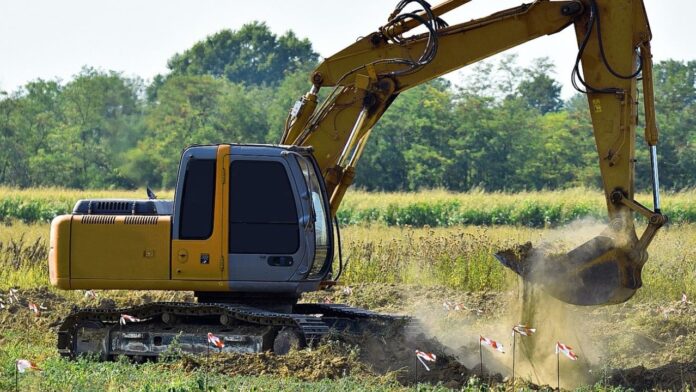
[512,324,536,336]
[119,314,141,325]
[208,332,225,349]
[443,301,467,312]
[682,293,692,304]
[28,302,40,316]
[16,359,41,373]
[555,342,578,361]
[415,350,436,371]
[480,336,505,353]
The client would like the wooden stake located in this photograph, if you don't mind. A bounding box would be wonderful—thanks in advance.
[15,360,18,392]
[205,339,210,391]
[479,339,483,378]
[512,332,516,382]
[557,350,560,391]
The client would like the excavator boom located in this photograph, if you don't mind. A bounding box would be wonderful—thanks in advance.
[282,0,666,305]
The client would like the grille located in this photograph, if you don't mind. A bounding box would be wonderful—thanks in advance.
[91,201,132,214]
[81,215,116,225]
[124,216,159,225]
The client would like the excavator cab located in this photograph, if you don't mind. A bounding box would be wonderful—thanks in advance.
[50,144,335,302]
[171,144,333,288]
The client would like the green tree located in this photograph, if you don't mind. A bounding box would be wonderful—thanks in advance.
[39,68,143,188]
[516,58,563,114]
[0,81,62,187]
[354,79,455,191]
[167,22,317,86]
[130,75,270,188]
[562,93,602,188]
[265,70,312,142]
[0,69,142,189]
[638,60,696,190]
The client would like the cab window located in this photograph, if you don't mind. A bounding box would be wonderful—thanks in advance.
[179,158,216,239]
[229,160,299,254]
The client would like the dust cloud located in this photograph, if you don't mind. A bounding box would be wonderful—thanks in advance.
[410,219,614,388]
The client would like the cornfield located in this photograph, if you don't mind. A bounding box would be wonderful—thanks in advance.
[2,187,695,227]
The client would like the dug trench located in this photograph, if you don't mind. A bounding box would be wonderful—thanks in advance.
[2,285,696,390]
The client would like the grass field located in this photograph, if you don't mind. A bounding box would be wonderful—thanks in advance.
[1,189,695,390]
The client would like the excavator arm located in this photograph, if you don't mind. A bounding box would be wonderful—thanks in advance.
[281,0,666,306]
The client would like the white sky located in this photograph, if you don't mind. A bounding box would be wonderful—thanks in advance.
[1,0,694,98]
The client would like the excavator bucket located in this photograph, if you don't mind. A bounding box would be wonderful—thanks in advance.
[495,236,642,306]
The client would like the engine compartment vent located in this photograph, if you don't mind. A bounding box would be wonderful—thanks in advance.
[124,216,159,225]
[80,215,116,225]
[94,201,131,213]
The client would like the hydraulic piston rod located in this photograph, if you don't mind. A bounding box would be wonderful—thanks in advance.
[649,145,661,213]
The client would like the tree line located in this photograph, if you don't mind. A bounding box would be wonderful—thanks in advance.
[1,22,694,192]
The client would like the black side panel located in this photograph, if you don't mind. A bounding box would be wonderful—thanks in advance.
[179,159,216,239]
[72,199,173,216]
[229,160,299,254]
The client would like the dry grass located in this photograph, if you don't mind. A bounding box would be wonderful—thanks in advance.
[339,223,696,303]
[1,220,692,302]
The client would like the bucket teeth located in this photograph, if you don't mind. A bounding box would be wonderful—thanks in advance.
[494,241,536,277]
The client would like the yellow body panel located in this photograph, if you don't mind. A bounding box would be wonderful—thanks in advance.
[71,215,171,281]
[67,279,229,291]
[49,215,72,289]
[171,144,230,280]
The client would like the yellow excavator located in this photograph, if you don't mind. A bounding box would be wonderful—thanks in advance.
[49,0,666,358]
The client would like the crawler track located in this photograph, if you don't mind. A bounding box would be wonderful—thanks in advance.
[57,302,410,359]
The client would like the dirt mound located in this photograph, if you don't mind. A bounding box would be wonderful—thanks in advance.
[0,287,71,328]
[338,328,488,388]
[608,361,696,390]
[179,332,497,389]
[180,341,373,381]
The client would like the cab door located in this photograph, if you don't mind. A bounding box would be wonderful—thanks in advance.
[171,145,228,281]
[225,154,307,282]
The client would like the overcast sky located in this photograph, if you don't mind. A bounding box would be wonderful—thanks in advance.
[1,0,694,98]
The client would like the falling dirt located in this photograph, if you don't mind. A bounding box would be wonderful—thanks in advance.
[512,281,596,389]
